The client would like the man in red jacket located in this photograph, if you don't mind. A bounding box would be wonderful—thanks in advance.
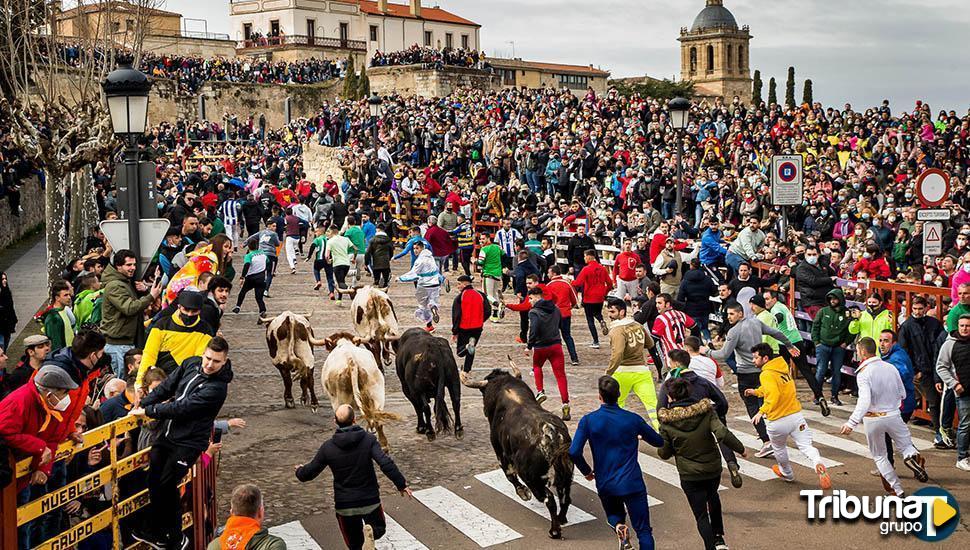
[612,239,643,302]
[546,266,581,365]
[573,250,613,349]
[452,275,492,372]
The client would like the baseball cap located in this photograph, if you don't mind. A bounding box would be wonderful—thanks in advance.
[35,365,78,390]
[749,295,767,309]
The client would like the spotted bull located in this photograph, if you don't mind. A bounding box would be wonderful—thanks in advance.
[395,328,463,441]
[349,285,401,371]
[258,311,326,410]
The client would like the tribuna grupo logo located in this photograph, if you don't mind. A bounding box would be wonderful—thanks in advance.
[801,488,960,541]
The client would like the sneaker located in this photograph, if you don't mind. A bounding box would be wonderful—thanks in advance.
[771,464,795,482]
[535,390,547,404]
[869,469,880,477]
[362,524,376,550]
[291,268,297,274]
[590,343,600,349]
[426,324,436,333]
[515,336,525,344]
[830,397,844,407]
[263,292,272,299]
[173,534,190,550]
[880,474,894,494]
[713,535,729,550]
[938,428,956,449]
[755,442,774,459]
[615,523,634,550]
[231,306,240,314]
[904,454,929,482]
[431,305,440,324]
[335,299,342,306]
[131,527,166,549]
[445,278,451,293]
[313,282,322,291]
[328,292,335,300]
[561,403,571,421]
[599,319,609,336]
[956,458,970,472]
[727,462,743,488]
[465,337,477,356]
[818,397,831,417]
[816,464,832,490]
[570,359,580,366]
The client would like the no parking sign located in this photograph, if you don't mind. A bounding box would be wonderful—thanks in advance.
[771,155,803,206]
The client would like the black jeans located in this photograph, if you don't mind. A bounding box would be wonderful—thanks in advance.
[780,341,824,400]
[147,440,202,543]
[917,376,941,431]
[559,316,578,362]
[736,372,769,442]
[459,248,473,276]
[334,265,350,295]
[336,505,387,550]
[456,328,483,372]
[583,302,604,344]
[718,414,737,467]
[372,268,391,288]
[680,477,723,550]
[519,311,529,341]
[236,273,267,314]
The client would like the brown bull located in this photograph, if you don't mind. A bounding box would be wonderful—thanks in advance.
[258,311,327,410]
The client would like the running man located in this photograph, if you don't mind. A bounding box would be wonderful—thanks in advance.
[605,296,660,427]
[326,226,357,305]
[452,275,491,372]
[477,233,505,322]
[572,249,612,349]
[652,293,695,373]
[398,241,442,332]
[526,287,570,420]
[306,224,335,298]
[747,344,832,489]
[570,376,663,550]
[841,337,929,496]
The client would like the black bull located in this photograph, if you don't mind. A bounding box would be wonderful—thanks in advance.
[395,328,463,441]
[461,359,574,539]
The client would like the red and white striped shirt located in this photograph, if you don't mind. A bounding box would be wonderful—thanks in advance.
[652,310,696,354]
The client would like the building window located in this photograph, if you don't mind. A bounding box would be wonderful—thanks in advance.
[370,25,378,42]
[270,20,280,37]
[738,46,745,69]
[424,30,432,46]
[307,19,315,38]
[689,47,697,74]
[111,21,120,33]
[461,34,469,49]
[501,69,516,86]
[339,22,349,41]
[243,23,252,41]
[125,18,135,31]
[445,33,453,48]
[726,45,733,72]
[558,74,588,89]
[706,45,715,72]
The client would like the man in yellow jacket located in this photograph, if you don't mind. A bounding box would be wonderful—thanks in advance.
[746,343,832,490]
[136,290,212,389]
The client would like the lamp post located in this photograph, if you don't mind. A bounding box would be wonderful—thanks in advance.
[368,93,383,154]
[668,97,691,214]
[103,60,151,275]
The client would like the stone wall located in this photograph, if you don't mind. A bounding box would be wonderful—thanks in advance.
[302,142,346,190]
[0,177,45,250]
[142,34,238,59]
[368,65,499,98]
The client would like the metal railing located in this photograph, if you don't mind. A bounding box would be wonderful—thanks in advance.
[238,35,366,51]
[181,30,232,41]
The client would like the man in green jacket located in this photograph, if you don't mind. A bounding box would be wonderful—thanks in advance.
[101,250,161,378]
[42,280,75,351]
[947,283,970,332]
[811,288,853,406]
[343,215,367,286]
[849,292,894,343]
[73,273,103,327]
[207,484,286,550]
[477,233,505,322]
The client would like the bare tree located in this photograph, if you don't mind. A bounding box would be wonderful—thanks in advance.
[0,0,154,284]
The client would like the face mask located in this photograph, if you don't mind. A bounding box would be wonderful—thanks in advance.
[50,392,71,412]
[888,216,897,223]
[841,214,849,221]
[964,264,970,273]
[805,256,819,265]
[936,279,945,286]
[810,210,818,216]
[157,202,165,210]
[905,193,914,199]
[862,214,871,221]
[924,274,933,282]
[181,313,199,325]
[863,252,872,259]
[873,220,881,227]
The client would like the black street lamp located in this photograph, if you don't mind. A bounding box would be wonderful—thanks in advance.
[668,97,691,214]
[103,60,152,275]
[368,93,383,152]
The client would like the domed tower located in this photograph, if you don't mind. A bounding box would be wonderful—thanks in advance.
[678,0,752,102]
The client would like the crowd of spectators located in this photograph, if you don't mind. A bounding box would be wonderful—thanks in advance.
[369,45,486,70]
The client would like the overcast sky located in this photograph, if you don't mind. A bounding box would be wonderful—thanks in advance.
[160,0,969,110]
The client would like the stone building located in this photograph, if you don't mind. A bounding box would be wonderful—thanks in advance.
[678,0,752,102]
[489,58,610,95]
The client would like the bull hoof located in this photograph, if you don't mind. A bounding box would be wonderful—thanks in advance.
[310,405,318,413]
[455,426,464,440]
[515,486,531,501]
[425,430,436,442]
[548,529,562,540]
[557,514,569,525]
[284,399,296,409]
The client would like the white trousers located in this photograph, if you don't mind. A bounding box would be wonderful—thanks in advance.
[415,285,441,324]
[483,277,502,316]
[612,279,641,300]
[863,413,918,496]
[226,223,240,246]
[765,411,824,478]
[284,236,300,269]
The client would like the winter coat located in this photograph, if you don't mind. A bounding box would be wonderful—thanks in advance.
[699,229,728,265]
[296,424,407,509]
[794,261,836,309]
[100,264,155,345]
[0,381,62,489]
[677,268,717,321]
[364,232,394,270]
[656,399,744,482]
[897,315,944,377]
[424,225,456,257]
[811,289,853,346]
[881,344,916,415]
[527,299,561,349]
[140,356,233,452]
[39,348,101,446]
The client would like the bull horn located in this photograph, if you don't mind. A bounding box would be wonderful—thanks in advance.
[460,371,487,389]
[506,354,522,379]
[309,335,330,347]
[382,333,401,341]
[257,315,274,325]
[339,286,359,297]
[303,311,314,320]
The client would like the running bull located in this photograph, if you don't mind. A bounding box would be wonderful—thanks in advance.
[259,311,326,410]
[348,285,401,371]
[460,356,574,539]
[395,328,463,441]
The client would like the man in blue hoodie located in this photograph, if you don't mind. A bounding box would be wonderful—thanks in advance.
[699,221,730,271]
[879,329,917,466]
[570,376,663,550]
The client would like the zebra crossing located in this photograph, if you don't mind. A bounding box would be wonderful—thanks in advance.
[268,407,918,549]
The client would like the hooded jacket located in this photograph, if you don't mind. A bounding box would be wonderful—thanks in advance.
[140,356,233,452]
[398,249,441,288]
[898,314,944,377]
[935,331,970,394]
[364,231,394,270]
[101,264,155,345]
[677,268,717,320]
[810,289,853,346]
[849,306,894,343]
[528,299,562,349]
[137,311,213,387]
[794,260,835,308]
[0,381,63,489]
[881,344,916,415]
[752,356,801,421]
[657,399,744,481]
[296,424,407,510]
[572,260,612,304]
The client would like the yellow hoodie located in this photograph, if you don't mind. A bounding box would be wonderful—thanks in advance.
[753,356,802,421]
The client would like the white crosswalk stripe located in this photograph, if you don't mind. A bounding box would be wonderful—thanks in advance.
[735,415,873,458]
[475,469,597,525]
[268,520,322,550]
[412,486,523,547]
[800,409,935,450]
[377,515,429,550]
[637,452,727,491]
[572,469,664,507]
[733,429,843,468]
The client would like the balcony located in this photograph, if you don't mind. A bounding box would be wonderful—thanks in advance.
[238,34,366,52]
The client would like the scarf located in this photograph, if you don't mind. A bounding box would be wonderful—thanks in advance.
[218,516,262,550]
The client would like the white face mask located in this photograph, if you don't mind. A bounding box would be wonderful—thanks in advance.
[50,392,71,412]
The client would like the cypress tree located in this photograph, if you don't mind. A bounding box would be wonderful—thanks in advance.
[802,79,814,105]
[768,77,777,105]
[344,62,358,99]
[357,63,370,98]
[752,69,762,105]
[784,66,795,108]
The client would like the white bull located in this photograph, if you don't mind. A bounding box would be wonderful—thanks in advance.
[348,285,401,370]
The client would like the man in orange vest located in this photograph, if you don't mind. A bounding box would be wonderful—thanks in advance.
[207,484,286,550]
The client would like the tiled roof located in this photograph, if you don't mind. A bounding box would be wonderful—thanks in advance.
[358,1,479,27]
[57,1,181,18]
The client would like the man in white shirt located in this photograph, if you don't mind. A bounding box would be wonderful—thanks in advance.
[684,336,723,388]
[841,337,928,496]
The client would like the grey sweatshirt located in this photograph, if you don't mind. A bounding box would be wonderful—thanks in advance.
[710,315,792,374]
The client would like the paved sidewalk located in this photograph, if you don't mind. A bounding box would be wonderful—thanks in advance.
[4,239,48,341]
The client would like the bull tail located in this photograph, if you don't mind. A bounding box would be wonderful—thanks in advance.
[432,361,452,434]
[349,359,401,429]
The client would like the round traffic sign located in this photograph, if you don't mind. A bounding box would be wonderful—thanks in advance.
[916,168,950,207]
[778,161,798,183]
